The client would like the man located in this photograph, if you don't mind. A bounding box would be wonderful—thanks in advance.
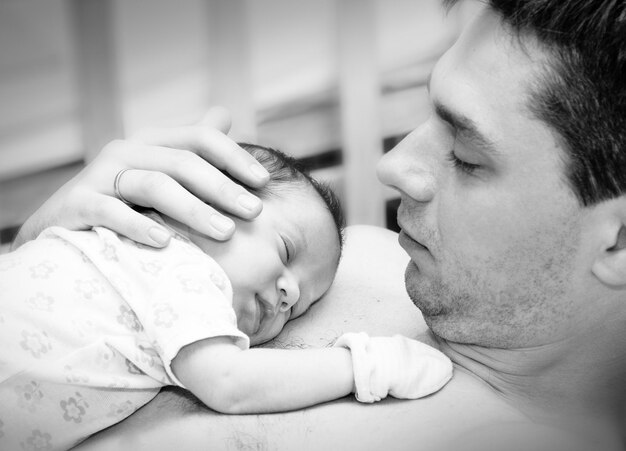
[15,0,626,449]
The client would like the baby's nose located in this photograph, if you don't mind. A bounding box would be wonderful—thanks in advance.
[276,273,299,313]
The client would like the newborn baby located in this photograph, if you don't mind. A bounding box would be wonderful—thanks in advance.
[0,143,452,450]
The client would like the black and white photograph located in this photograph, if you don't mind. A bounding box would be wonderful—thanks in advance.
[1,0,625,450]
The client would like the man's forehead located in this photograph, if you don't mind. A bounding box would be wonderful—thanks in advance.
[428,8,552,145]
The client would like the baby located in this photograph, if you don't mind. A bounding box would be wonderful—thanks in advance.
[0,144,452,450]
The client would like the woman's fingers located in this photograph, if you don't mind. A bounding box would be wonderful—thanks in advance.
[13,187,172,249]
[130,126,269,189]
[115,169,237,240]
[14,107,266,248]
[102,143,263,220]
[84,194,173,247]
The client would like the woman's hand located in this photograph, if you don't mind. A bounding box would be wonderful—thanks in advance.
[13,107,270,249]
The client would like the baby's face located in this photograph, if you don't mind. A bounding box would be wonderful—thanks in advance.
[189,184,340,345]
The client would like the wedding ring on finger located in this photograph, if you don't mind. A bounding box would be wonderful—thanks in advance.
[113,169,133,205]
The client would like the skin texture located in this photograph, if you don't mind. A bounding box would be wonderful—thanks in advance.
[20,5,626,451]
[96,8,623,448]
[12,107,269,248]
[378,7,626,437]
[77,227,595,451]
[377,9,586,348]
[170,183,341,346]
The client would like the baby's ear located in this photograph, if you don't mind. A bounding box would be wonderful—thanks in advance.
[592,198,626,287]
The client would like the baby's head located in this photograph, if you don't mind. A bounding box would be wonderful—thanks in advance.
[189,143,345,346]
[239,143,345,254]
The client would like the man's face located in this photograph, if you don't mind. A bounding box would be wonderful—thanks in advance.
[190,184,340,346]
[377,9,589,348]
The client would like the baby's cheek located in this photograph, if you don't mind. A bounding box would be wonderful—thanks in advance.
[266,317,291,343]
[272,318,289,339]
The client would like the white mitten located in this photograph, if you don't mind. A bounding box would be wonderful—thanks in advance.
[334,332,453,403]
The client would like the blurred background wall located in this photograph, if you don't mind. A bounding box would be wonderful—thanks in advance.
[0,0,479,250]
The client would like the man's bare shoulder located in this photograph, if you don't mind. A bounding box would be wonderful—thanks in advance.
[78,366,528,451]
[72,226,536,450]
[81,373,609,451]
[448,420,619,451]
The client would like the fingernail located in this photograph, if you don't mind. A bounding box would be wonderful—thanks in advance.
[250,163,269,180]
[210,215,235,234]
[237,193,261,212]
[148,226,171,245]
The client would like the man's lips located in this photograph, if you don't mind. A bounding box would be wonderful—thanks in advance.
[398,230,434,275]
[397,224,430,252]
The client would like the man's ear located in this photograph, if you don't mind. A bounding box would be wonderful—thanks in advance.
[591,198,626,287]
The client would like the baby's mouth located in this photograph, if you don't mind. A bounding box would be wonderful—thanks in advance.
[253,294,269,335]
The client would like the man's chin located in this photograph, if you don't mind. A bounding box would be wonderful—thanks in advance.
[404,261,443,317]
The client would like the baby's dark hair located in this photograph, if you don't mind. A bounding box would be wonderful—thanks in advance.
[239,143,345,255]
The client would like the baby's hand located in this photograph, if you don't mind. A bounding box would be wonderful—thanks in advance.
[334,332,453,403]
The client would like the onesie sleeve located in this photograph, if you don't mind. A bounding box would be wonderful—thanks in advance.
[129,242,250,387]
[46,225,250,388]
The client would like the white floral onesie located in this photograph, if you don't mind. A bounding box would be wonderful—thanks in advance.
[0,226,249,450]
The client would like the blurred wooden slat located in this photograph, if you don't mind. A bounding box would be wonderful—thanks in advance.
[70,0,123,160]
[0,162,83,232]
[208,0,256,141]
[337,0,384,227]
[0,0,83,180]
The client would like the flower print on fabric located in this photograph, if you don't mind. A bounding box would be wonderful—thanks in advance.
[74,278,106,300]
[21,429,53,451]
[116,305,143,332]
[95,346,115,368]
[106,400,135,419]
[15,381,44,413]
[152,303,179,328]
[125,359,142,375]
[107,376,130,389]
[63,365,90,385]
[150,340,164,358]
[209,271,228,291]
[177,275,208,294]
[139,260,162,277]
[100,240,119,262]
[60,392,89,423]
[19,330,52,358]
[26,293,55,312]
[29,261,57,279]
[0,225,249,449]
[136,343,160,370]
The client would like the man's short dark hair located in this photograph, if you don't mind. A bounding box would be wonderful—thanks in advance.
[445,0,626,206]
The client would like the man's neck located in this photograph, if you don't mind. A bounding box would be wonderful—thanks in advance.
[435,321,626,438]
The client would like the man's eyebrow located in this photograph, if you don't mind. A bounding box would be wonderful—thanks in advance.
[426,70,499,156]
[433,101,500,156]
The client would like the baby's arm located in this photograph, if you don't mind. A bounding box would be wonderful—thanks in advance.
[172,333,453,414]
[172,337,354,414]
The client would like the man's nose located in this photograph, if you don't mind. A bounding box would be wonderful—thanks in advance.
[276,271,300,313]
[377,138,436,203]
